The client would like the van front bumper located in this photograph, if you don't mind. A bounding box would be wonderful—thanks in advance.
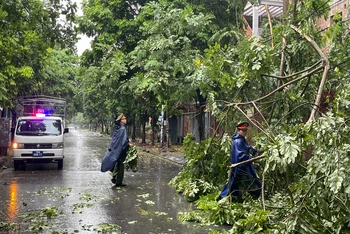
[11,149,64,160]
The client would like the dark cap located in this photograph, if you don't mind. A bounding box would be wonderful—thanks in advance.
[236,121,249,129]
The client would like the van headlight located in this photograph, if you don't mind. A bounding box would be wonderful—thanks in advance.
[52,143,64,148]
[12,142,24,149]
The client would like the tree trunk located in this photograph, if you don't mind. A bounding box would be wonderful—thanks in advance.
[141,121,146,144]
[131,120,136,141]
[151,114,156,146]
[196,89,206,142]
[197,112,204,141]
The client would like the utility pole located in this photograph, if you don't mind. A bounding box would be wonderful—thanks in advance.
[160,105,164,148]
[252,3,259,36]
[252,1,284,37]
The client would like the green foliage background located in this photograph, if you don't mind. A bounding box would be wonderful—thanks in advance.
[0,0,77,107]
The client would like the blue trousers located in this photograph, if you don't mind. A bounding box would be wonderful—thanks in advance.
[220,169,261,198]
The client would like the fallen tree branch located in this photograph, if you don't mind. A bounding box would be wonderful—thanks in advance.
[265,4,274,48]
[252,101,269,129]
[282,175,325,222]
[290,24,330,122]
[230,155,265,168]
[278,36,286,87]
[234,105,273,141]
[226,64,323,106]
[262,61,321,79]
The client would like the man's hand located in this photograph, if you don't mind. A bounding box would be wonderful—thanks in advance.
[249,148,257,157]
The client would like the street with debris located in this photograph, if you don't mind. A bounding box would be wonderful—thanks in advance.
[0,127,217,233]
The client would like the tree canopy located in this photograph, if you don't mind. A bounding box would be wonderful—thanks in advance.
[0,0,78,107]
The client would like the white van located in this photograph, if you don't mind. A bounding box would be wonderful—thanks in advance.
[11,116,69,169]
[10,96,69,170]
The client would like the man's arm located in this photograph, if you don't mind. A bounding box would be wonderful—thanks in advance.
[248,146,257,156]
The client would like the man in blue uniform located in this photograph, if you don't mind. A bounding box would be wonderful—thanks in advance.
[101,113,131,187]
[217,121,261,201]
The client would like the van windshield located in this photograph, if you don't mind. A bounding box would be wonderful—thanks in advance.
[16,119,62,136]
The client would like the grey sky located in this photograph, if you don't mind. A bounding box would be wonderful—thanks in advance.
[73,0,92,55]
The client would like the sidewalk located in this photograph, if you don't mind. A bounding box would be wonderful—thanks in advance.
[0,155,11,171]
[134,141,187,165]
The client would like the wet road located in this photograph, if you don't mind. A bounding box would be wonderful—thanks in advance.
[0,127,215,234]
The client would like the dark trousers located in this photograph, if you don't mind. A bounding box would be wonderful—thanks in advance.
[219,169,261,199]
[112,161,124,185]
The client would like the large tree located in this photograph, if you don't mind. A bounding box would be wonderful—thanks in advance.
[76,0,249,139]
[128,0,217,145]
[0,0,78,107]
[77,0,152,132]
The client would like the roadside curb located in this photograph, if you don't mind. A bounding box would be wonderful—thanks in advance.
[88,131,187,166]
[135,144,187,166]
[0,155,11,171]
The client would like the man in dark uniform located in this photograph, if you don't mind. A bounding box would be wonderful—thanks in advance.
[217,121,261,201]
[101,113,131,187]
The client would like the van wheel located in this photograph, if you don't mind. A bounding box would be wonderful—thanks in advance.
[57,159,63,170]
[14,161,21,170]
